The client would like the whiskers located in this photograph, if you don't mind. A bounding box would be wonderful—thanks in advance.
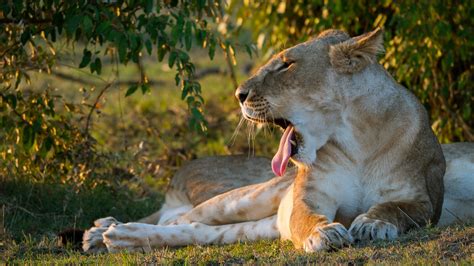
[229,115,246,147]
[248,121,256,157]
[228,114,257,157]
[229,107,280,158]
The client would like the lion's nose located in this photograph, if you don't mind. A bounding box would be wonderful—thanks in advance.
[235,87,249,104]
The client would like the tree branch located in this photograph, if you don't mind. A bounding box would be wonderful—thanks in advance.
[0,18,53,24]
[218,39,239,89]
[84,82,113,138]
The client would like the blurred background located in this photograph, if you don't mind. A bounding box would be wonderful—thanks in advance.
[0,0,472,245]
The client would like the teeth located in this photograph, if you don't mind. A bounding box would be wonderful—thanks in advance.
[290,140,297,146]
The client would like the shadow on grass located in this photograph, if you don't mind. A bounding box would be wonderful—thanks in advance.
[0,177,162,259]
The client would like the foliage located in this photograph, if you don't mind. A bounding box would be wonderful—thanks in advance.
[0,0,248,185]
[232,0,473,142]
[0,0,232,130]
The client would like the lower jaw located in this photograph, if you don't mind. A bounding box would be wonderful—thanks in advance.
[290,152,314,168]
[289,154,303,166]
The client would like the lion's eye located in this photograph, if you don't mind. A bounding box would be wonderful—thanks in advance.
[276,61,294,72]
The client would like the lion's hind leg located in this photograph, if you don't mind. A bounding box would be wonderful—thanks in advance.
[102,216,279,253]
[171,171,294,225]
[438,143,474,226]
[137,189,193,225]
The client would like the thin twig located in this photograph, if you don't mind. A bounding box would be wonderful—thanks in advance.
[0,93,30,125]
[84,82,113,138]
[444,208,463,224]
[1,205,5,236]
[0,18,53,24]
[397,206,421,228]
[219,39,239,89]
[51,71,165,87]
[5,203,36,217]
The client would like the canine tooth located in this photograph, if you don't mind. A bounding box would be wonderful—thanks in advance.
[290,140,297,146]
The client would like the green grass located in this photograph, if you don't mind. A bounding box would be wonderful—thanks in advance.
[3,211,473,264]
[1,46,473,264]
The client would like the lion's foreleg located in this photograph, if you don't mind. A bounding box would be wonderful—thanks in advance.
[289,171,353,252]
[349,200,433,242]
[102,215,279,253]
[173,174,293,225]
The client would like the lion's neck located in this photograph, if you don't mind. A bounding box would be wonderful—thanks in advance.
[307,67,423,168]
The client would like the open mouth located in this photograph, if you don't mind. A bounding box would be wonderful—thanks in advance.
[272,118,299,157]
[242,111,301,176]
[270,118,302,176]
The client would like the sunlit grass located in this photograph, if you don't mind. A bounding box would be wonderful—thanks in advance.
[4,221,472,264]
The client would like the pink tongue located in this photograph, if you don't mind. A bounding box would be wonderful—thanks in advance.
[272,125,294,176]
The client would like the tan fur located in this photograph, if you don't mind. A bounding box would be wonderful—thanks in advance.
[329,28,384,74]
[236,27,446,250]
[83,29,473,253]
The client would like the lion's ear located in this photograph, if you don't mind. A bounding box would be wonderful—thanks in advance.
[329,28,384,74]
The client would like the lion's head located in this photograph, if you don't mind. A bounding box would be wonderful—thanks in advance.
[236,28,385,176]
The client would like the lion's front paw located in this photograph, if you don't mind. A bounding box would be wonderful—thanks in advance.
[349,214,398,242]
[82,216,121,253]
[303,223,353,252]
[103,223,153,253]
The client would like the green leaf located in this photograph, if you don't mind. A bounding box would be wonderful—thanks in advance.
[178,51,189,62]
[191,107,204,121]
[118,34,128,62]
[193,82,201,94]
[190,107,206,132]
[32,117,42,133]
[79,49,92,68]
[82,16,93,36]
[175,74,181,87]
[1,3,11,16]
[20,27,31,45]
[141,83,150,94]
[145,39,153,55]
[462,103,471,121]
[170,15,184,44]
[5,94,17,109]
[65,15,81,37]
[197,0,206,9]
[96,21,111,36]
[184,21,193,51]
[168,50,178,68]
[195,29,206,45]
[157,40,167,61]
[144,0,153,14]
[208,37,216,60]
[22,125,35,151]
[125,84,139,97]
[96,58,102,74]
[245,44,253,58]
[186,96,195,105]
[39,136,53,158]
[52,12,64,34]
[181,85,188,100]
[90,58,102,75]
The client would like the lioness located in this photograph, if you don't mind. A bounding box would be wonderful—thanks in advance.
[83,29,474,253]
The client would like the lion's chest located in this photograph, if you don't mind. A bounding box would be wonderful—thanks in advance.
[321,167,419,224]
